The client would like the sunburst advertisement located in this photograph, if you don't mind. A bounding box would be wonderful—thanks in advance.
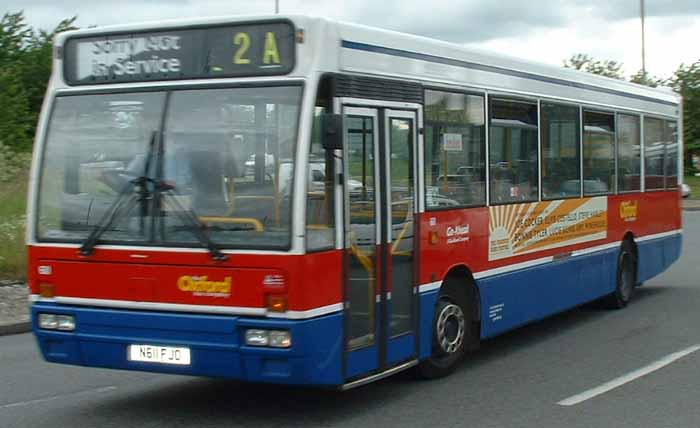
[488,197,608,261]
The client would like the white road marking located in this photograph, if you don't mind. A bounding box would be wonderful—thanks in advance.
[558,345,700,406]
[0,386,117,410]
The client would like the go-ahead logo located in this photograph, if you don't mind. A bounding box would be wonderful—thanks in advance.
[178,275,231,297]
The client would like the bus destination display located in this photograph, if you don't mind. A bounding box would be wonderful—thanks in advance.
[63,22,295,85]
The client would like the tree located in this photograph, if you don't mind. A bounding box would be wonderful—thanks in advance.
[629,69,667,88]
[0,12,32,151]
[0,67,31,151]
[670,60,700,173]
[563,53,625,80]
[0,12,30,66]
[0,11,76,152]
[19,17,77,127]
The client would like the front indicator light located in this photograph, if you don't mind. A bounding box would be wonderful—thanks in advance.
[39,283,55,298]
[38,313,58,329]
[269,330,292,348]
[266,295,288,312]
[245,329,269,346]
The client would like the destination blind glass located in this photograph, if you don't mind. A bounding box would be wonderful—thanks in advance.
[63,22,295,85]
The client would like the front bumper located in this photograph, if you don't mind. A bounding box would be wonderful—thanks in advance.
[31,302,343,386]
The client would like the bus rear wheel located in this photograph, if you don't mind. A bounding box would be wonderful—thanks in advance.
[604,240,636,309]
[417,284,472,379]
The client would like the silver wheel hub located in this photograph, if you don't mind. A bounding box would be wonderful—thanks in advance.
[436,303,466,354]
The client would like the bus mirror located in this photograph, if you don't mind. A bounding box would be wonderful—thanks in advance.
[321,114,343,151]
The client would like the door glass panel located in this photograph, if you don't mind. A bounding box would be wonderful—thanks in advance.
[346,114,377,348]
[388,117,414,337]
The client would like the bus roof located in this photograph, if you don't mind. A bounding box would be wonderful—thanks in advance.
[54,14,679,109]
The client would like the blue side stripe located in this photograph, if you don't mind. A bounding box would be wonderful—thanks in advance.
[341,40,677,108]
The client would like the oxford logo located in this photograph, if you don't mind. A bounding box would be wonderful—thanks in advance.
[619,201,638,222]
[178,275,231,297]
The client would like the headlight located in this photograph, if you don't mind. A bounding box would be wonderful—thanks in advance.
[57,315,76,331]
[38,313,75,331]
[268,330,292,348]
[245,329,269,346]
[244,329,291,348]
[38,313,58,329]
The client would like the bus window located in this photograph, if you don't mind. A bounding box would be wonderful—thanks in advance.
[306,106,336,250]
[37,92,166,241]
[346,113,377,347]
[306,76,336,251]
[617,114,642,192]
[424,89,485,208]
[159,86,301,249]
[644,117,665,191]
[583,111,615,195]
[540,103,580,199]
[489,99,538,204]
[664,120,678,190]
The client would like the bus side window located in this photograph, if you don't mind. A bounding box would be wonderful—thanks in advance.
[540,103,580,199]
[583,110,615,195]
[643,117,665,191]
[489,99,539,204]
[424,89,486,209]
[663,120,678,190]
[617,114,641,192]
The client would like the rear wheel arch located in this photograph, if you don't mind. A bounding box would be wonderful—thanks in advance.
[442,265,481,323]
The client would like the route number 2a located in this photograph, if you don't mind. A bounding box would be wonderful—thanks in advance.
[233,32,281,65]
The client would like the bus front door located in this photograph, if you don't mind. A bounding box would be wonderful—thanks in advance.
[342,104,419,382]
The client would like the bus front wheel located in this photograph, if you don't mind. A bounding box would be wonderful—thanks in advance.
[417,283,473,379]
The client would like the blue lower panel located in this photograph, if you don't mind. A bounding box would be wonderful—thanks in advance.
[638,234,682,284]
[479,248,618,339]
[415,234,682,356]
[32,303,343,386]
[386,333,415,365]
[346,345,378,379]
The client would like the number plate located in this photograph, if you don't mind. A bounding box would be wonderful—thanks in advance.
[128,344,191,365]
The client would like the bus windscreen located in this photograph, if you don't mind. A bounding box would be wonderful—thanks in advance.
[63,21,295,85]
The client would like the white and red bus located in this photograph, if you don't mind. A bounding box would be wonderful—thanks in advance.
[28,15,682,388]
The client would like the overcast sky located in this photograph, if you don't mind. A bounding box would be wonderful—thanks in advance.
[7,0,700,78]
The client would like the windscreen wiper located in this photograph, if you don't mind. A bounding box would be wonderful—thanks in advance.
[155,181,228,262]
[79,131,158,256]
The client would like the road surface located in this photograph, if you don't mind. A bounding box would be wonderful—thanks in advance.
[1,212,699,428]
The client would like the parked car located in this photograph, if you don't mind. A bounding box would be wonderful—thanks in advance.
[681,183,691,198]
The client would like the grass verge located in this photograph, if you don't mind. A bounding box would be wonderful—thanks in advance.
[685,174,700,200]
[0,174,28,280]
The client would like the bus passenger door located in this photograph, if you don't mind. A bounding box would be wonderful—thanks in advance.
[342,104,419,381]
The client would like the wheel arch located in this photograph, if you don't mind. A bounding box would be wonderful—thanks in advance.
[441,264,481,323]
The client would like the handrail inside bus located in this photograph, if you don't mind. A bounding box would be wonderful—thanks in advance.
[198,216,264,232]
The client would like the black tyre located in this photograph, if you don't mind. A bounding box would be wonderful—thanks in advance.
[604,240,636,309]
[416,283,473,379]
